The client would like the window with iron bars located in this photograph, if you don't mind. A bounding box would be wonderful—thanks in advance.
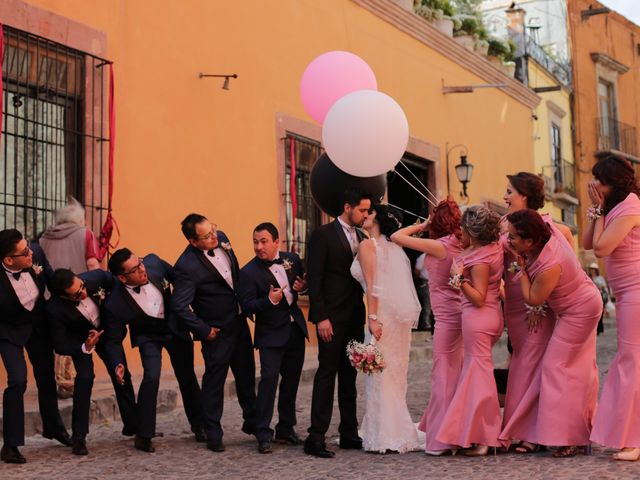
[283,133,325,260]
[1,25,108,241]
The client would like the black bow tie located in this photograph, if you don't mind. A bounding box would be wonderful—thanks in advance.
[131,282,149,294]
[207,249,215,257]
[5,268,26,280]
[262,258,284,267]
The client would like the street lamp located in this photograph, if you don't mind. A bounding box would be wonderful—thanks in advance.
[446,143,474,201]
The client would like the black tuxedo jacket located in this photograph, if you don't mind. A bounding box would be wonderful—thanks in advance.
[239,252,308,349]
[307,220,366,325]
[47,269,116,357]
[103,254,190,369]
[0,243,53,346]
[172,231,246,341]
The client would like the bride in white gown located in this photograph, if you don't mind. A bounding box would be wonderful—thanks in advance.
[351,204,422,453]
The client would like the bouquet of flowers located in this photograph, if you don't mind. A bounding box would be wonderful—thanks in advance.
[346,340,385,375]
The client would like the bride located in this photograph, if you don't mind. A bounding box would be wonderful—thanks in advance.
[351,204,422,453]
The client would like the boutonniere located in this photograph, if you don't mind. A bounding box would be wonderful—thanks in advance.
[507,261,521,274]
[160,278,170,291]
[31,263,43,276]
[220,242,232,252]
[282,258,293,271]
[92,287,107,303]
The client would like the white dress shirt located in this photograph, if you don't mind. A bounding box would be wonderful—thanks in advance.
[126,282,165,319]
[203,248,234,289]
[337,217,359,255]
[267,255,294,321]
[76,296,101,354]
[5,268,39,311]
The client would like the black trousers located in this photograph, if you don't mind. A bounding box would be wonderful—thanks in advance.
[200,318,256,443]
[95,343,137,434]
[136,336,203,438]
[307,315,365,443]
[69,353,95,437]
[0,332,65,447]
[255,324,306,442]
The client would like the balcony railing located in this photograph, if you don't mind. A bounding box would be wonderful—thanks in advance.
[525,35,572,88]
[542,159,576,197]
[597,117,638,157]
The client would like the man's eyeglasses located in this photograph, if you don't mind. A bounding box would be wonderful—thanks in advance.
[9,247,32,258]
[123,258,145,276]
[68,281,86,301]
[194,224,218,241]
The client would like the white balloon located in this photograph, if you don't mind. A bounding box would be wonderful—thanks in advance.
[322,90,409,177]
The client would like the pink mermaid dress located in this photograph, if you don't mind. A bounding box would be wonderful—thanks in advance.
[500,214,570,445]
[591,193,640,448]
[524,234,601,446]
[435,242,504,448]
[417,234,464,452]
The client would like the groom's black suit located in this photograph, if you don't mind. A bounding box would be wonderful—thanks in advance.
[306,220,365,444]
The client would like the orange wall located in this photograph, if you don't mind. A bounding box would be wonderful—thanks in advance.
[3,0,537,382]
[569,0,640,238]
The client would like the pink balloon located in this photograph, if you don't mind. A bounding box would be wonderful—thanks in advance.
[300,51,377,124]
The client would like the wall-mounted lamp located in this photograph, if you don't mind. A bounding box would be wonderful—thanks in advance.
[199,73,238,90]
[446,143,474,201]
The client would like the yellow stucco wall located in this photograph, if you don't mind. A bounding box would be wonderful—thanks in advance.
[528,60,575,227]
[3,0,538,382]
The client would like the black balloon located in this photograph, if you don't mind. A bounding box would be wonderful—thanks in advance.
[310,153,387,217]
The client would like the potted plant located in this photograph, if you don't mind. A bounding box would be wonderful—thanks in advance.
[453,15,478,50]
[415,0,456,36]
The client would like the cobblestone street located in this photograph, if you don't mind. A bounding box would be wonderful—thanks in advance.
[6,315,638,479]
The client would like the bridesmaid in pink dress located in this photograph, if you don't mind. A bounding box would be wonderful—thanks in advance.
[585,156,640,461]
[506,209,601,457]
[391,198,464,456]
[434,205,504,456]
[500,173,574,453]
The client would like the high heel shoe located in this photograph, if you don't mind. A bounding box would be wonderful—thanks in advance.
[553,445,591,457]
[463,445,492,457]
[613,448,640,461]
[425,448,458,456]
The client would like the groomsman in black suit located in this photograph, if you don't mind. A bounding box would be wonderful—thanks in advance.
[239,223,308,454]
[0,229,70,464]
[104,248,205,453]
[304,190,371,458]
[47,268,137,455]
[172,214,257,452]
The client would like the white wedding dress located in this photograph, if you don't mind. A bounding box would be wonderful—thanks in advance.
[351,236,422,453]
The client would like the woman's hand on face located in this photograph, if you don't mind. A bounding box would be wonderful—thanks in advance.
[588,180,605,208]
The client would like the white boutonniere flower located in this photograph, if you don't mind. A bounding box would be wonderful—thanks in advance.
[32,263,43,276]
[93,287,107,303]
[220,242,232,251]
[282,258,293,271]
[160,278,170,291]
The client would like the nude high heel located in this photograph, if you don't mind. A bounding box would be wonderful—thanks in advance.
[613,448,640,461]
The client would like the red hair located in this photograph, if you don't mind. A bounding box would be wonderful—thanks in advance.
[430,198,462,239]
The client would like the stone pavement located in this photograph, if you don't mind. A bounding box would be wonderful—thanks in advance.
[4,315,639,479]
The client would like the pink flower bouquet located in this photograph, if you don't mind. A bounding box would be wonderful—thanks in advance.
[346,340,385,375]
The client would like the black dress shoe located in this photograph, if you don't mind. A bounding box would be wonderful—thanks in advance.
[44,430,73,446]
[241,422,257,436]
[304,439,335,458]
[258,440,272,454]
[339,436,363,450]
[1,445,26,464]
[275,431,303,445]
[72,435,89,456]
[192,425,206,443]
[134,435,155,453]
[206,440,225,452]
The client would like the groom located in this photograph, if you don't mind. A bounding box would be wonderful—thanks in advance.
[304,190,371,458]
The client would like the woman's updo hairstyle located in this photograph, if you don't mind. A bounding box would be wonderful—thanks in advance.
[371,204,403,239]
[507,172,545,210]
[461,205,501,246]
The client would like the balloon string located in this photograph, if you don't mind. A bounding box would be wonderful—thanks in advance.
[386,202,428,221]
[392,168,438,207]
[398,161,440,204]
